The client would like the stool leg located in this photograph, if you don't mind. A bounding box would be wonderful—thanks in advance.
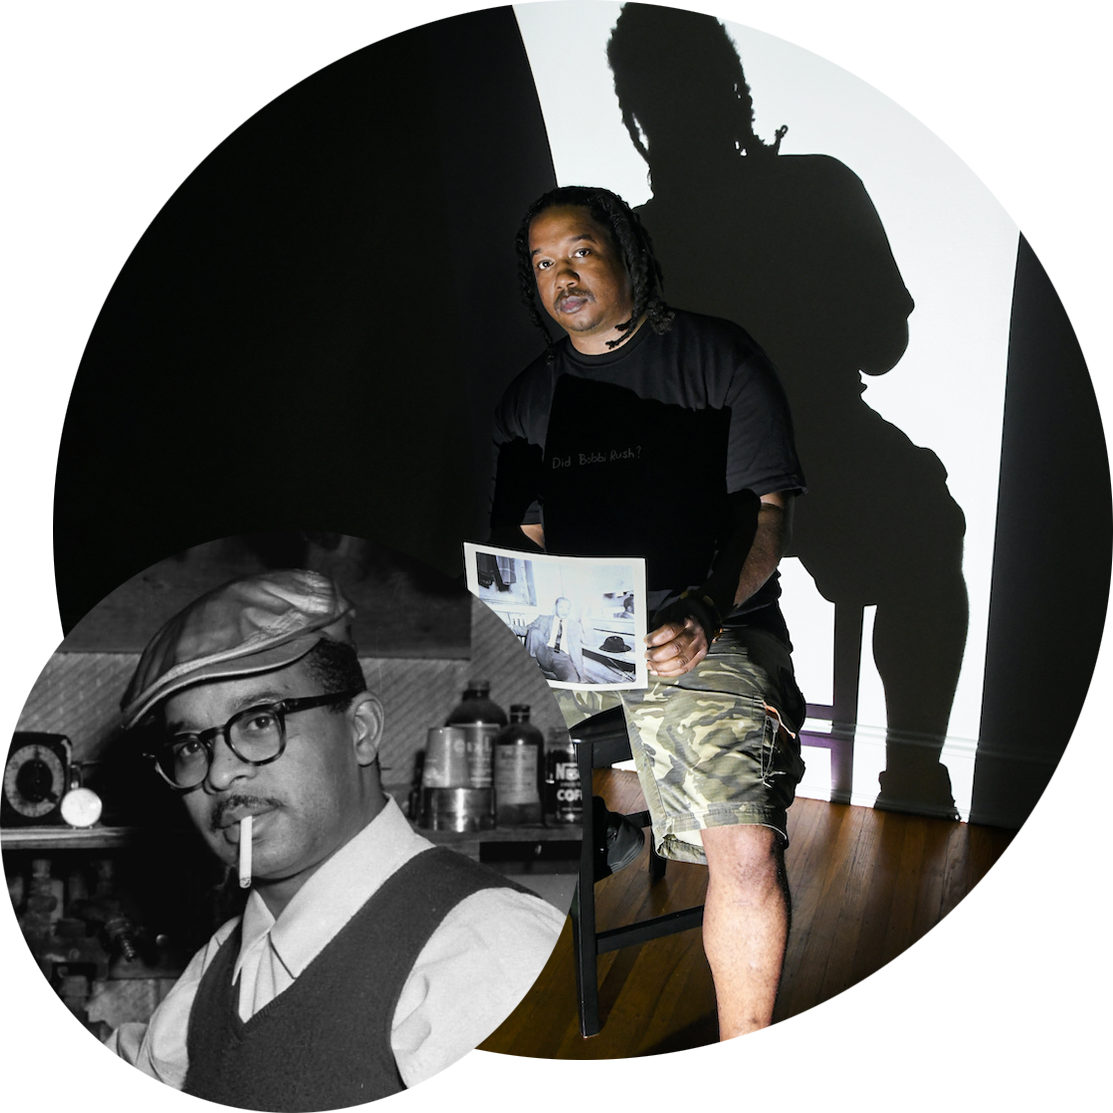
[571,740,601,1036]
[571,880,600,1036]
[830,725,855,804]
[648,839,667,882]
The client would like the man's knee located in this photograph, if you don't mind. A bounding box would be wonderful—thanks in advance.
[550,654,579,682]
[701,824,784,894]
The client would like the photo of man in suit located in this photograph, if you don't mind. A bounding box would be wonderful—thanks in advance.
[524,597,584,682]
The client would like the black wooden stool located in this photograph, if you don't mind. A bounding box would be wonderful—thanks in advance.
[569,707,705,1036]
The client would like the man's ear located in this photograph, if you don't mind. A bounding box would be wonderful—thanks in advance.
[349,692,385,767]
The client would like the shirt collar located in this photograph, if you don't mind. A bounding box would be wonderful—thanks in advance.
[234,795,432,981]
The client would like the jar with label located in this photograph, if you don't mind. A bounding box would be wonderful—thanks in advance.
[544,728,582,825]
[445,678,506,790]
[493,705,544,825]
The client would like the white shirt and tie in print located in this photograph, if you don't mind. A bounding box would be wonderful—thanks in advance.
[525,601,585,682]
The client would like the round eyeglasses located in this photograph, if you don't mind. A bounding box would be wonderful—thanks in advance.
[147,689,365,790]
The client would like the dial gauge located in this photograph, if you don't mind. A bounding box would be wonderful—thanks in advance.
[2,733,72,827]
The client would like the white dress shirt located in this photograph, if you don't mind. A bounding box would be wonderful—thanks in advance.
[107,797,564,1089]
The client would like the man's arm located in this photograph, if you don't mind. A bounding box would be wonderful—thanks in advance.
[391,887,565,1086]
[519,523,545,548]
[705,491,792,617]
[102,917,238,1088]
[487,524,545,551]
[645,492,793,678]
[488,432,545,552]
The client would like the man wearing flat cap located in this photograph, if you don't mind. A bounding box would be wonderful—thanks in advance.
[107,569,564,1110]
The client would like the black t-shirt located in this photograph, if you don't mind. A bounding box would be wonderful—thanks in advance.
[492,309,805,617]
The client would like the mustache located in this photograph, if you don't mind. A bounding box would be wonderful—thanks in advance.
[210,793,281,832]
[556,287,592,306]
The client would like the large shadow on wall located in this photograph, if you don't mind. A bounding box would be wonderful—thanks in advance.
[53,7,557,633]
[609,5,969,817]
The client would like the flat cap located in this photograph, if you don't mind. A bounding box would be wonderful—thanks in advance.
[121,569,354,728]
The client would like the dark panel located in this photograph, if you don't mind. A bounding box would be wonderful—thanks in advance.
[54,7,557,632]
[972,235,1112,826]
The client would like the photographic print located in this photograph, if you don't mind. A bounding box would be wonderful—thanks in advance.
[464,542,648,691]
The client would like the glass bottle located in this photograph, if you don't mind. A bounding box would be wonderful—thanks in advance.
[445,678,506,789]
[494,705,544,825]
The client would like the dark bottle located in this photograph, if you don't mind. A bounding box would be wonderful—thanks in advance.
[445,678,506,789]
[544,728,582,825]
[494,705,544,825]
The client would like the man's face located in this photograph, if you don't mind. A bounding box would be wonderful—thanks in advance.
[163,659,380,900]
[555,598,572,619]
[528,204,635,353]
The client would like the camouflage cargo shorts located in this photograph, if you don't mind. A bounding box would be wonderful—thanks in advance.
[555,626,806,864]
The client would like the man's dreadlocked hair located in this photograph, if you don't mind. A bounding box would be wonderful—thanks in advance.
[516,185,674,361]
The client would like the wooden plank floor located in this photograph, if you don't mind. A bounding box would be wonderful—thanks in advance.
[480,769,1015,1058]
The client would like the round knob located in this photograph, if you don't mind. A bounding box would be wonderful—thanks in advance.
[60,787,103,828]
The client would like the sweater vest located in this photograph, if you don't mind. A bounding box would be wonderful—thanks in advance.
[183,846,531,1111]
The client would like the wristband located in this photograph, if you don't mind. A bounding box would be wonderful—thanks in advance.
[678,590,723,644]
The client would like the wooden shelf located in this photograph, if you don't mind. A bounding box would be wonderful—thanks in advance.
[3,822,581,855]
[1,826,151,851]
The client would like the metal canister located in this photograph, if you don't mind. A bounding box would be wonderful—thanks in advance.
[423,787,495,832]
[421,726,469,788]
[545,731,582,825]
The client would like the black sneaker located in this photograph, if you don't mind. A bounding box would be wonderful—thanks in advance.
[593,795,645,881]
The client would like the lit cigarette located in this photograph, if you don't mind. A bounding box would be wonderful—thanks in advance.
[238,814,253,889]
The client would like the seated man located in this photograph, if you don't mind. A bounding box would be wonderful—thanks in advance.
[107,569,563,1110]
[524,596,584,682]
[491,185,807,1039]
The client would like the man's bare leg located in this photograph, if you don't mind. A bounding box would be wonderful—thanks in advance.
[699,824,790,1039]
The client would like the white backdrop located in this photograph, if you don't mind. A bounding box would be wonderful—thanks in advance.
[515,0,1019,815]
